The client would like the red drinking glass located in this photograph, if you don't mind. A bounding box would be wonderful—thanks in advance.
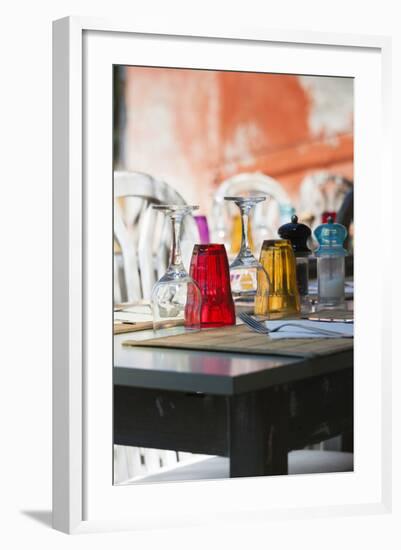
[188,244,236,328]
[322,211,337,224]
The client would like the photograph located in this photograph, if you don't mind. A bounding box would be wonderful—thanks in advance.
[112,65,354,485]
[1,0,396,541]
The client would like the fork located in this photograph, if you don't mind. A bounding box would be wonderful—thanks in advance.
[239,312,345,337]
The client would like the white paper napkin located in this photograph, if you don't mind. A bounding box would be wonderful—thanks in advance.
[265,319,353,340]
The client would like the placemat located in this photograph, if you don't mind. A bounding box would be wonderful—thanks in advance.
[122,324,353,358]
[304,309,354,322]
[114,321,154,335]
[114,319,186,334]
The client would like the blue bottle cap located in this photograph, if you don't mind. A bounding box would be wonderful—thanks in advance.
[314,217,348,257]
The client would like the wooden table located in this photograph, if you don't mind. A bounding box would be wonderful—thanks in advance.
[113,325,353,478]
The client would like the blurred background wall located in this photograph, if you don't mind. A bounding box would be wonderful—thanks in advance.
[114,66,353,216]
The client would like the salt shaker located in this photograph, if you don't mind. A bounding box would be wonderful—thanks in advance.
[314,216,347,310]
[278,215,312,311]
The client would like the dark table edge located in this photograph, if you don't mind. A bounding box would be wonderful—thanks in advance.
[114,349,353,395]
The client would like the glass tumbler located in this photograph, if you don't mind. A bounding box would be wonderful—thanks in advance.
[188,244,236,328]
[255,239,300,319]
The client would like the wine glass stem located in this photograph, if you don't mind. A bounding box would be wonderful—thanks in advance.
[169,215,184,270]
[240,206,252,255]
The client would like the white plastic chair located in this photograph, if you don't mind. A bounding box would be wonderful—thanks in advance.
[210,172,294,255]
[114,171,199,303]
[114,171,202,482]
[298,171,353,231]
[113,445,201,484]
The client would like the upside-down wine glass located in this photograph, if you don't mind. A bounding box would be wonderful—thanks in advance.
[151,205,202,332]
[224,196,270,313]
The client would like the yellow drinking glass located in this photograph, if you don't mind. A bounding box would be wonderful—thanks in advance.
[255,239,301,318]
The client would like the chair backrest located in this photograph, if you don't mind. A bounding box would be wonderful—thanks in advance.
[298,171,353,231]
[336,189,354,253]
[113,445,207,484]
[114,171,199,303]
[210,172,293,255]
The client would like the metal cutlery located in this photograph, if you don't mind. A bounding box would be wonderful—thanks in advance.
[239,312,345,337]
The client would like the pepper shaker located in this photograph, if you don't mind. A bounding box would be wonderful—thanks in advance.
[278,215,312,311]
[313,216,348,310]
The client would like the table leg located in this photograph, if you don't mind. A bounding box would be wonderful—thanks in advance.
[341,429,354,453]
[228,386,289,477]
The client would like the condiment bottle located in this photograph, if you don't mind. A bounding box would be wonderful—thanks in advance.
[278,215,312,311]
[313,216,347,310]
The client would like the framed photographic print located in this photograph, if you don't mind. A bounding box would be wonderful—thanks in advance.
[52,16,391,534]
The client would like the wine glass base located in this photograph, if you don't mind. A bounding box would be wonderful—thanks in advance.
[152,319,200,335]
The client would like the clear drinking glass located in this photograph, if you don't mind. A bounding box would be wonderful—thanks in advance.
[224,196,269,312]
[151,205,202,332]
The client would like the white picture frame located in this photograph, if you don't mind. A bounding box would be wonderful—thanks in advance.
[52,16,392,534]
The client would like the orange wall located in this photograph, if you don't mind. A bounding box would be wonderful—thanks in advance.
[122,67,353,214]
